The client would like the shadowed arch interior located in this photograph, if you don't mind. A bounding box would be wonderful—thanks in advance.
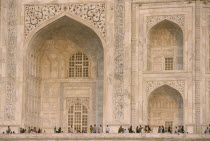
[148,85,184,132]
[147,20,183,71]
[24,16,104,133]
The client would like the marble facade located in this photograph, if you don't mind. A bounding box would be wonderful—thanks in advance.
[0,0,210,139]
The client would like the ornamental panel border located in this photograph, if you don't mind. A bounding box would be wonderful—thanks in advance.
[146,80,185,97]
[146,15,185,32]
[24,3,106,39]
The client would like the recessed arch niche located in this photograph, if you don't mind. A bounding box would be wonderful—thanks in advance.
[148,85,184,132]
[147,20,183,71]
[24,16,104,133]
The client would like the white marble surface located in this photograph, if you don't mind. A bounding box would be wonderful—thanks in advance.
[1,0,210,136]
[0,133,210,140]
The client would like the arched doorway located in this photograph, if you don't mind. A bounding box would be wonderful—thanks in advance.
[24,16,104,133]
[67,98,88,133]
[147,20,183,71]
[148,85,184,133]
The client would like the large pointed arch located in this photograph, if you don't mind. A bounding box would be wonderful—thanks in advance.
[24,13,105,56]
[22,13,104,132]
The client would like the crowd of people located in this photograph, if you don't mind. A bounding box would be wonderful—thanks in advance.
[1,125,190,134]
[54,127,63,133]
[89,125,103,133]
[117,125,187,134]
[174,126,187,134]
[2,126,15,134]
[2,126,45,134]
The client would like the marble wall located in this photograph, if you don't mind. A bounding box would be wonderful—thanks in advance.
[1,0,210,135]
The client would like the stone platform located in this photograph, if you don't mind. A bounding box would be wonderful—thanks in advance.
[0,133,210,141]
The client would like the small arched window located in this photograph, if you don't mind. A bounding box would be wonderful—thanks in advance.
[69,52,89,78]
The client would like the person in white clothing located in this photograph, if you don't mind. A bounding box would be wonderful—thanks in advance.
[69,125,74,133]
[105,125,110,133]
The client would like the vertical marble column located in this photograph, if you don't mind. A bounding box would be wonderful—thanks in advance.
[113,0,125,121]
[4,0,17,121]
[194,0,201,133]
[131,3,137,126]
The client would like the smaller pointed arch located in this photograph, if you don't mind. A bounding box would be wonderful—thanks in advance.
[148,85,184,131]
[147,20,184,71]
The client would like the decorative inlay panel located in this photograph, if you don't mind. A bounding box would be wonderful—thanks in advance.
[5,0,17,120]
[113,0,125,121]
[147,15,185,31]
[25,3,106,38]
[146,80,185,96]
[66,98,89,109]
[194,0,201,133]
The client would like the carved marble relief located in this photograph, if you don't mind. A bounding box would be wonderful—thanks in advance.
[146,80,185,96]
[113,0,125,121]
[24,3,106,38]
[5,0,17,120]
[66,98,89,109]
[146,15,185,32]
[194,1,201,132]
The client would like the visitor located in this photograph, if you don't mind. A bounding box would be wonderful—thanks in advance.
[54,126,56,133]
[38,128,41,133]
[136,126,139,133]
[208,125,210,133]
[122,128,125,133]
[20,128,23,133]
[205,127,209,134]
[161,126,165,133]
[158,126,161,133]
[148,125,151,133]
[181,126,188,133]
[175,127,179,134]
[105,125,110,133]
[6,126,11,134]
[93,124,97,133]
[145,125,148,133]
[128,126,134,133]
[31,127,37,133]
[179,126,182,133]
[118,126,123,133]
[98,125,103,133]
[20,127,26,133]
[57,127,62,133]
[180,126,184,133]
[28,127,31,133]
[139,125,143,133]
[69,125,74,133]
[90,125,93,133]
[168,126,172,134]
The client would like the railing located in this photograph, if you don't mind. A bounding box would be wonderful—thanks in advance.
[0,133,210,140]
